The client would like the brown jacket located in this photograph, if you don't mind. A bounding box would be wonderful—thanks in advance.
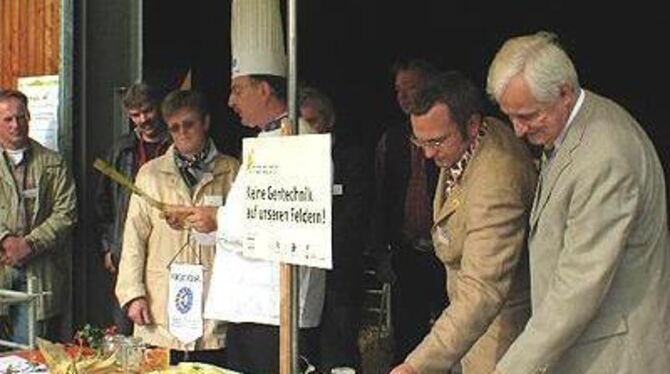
[116,145,239,350]
[406,118,536,373]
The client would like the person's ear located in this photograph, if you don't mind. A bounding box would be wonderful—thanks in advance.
[259,81,272,99]
[467,113,482,139]
[204,114,211,132]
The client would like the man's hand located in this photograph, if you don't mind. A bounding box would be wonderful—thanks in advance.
[103,251,117,274]
[390,363,418,374]
[126,297,153,326]
[162,205,218,233]
[1,236,32,266]
[162,205,194,231]
[184,206,218,233]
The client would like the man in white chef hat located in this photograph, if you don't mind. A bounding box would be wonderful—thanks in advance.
[164,1,325,372]
[228,0,316,135]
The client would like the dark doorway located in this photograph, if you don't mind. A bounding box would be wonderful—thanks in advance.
[142,1,668,176]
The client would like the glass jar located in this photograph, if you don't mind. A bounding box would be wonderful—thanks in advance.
[101,334,122,358]
[117,336,145,373]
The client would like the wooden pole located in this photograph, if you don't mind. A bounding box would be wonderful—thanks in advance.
[279,264,297,374]
[280,1,299,373]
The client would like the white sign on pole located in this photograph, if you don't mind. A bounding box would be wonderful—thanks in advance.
[241,134,332,269]
[17,75,60,151]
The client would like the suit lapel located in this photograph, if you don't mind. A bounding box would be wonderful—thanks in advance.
[530,91,594,228]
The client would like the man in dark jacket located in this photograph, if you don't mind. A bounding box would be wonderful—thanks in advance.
[300,86,373,372]
[368,60,447,364]
[94,82,170,335]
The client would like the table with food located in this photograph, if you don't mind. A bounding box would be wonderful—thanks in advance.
[0,325,238,373]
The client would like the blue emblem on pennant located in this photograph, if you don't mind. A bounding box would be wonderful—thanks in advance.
[175,287,194,314]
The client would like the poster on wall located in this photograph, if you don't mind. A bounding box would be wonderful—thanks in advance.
[17,75,60,151]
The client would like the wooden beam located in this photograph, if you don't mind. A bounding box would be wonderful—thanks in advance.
[10,0,20,84]
[18,0,29,77]
[26,0,36,74]
[34,0,46,73]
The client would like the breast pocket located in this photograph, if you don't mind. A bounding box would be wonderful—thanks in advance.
[433,213,462,265]
[577,313,628,345]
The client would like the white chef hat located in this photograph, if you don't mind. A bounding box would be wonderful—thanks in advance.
[231,0,287,78]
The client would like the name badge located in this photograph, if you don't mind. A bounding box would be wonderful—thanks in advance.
[203,195,223,207]
[22,188,38,199]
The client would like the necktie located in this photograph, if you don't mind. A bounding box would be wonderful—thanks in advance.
[534,146,555,208]
[540,146,554,173]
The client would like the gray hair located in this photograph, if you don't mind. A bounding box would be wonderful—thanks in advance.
[487,31,579,104]
[161,89,209,122]
[122,82,161,110]
[299,86,336,132]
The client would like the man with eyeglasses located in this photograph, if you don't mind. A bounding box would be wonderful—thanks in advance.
[390,71,536,374]
[0,89,77,345]
[94,82,171,336]
[116,89,239,366]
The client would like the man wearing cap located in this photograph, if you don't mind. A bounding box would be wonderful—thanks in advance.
[163,1,326,372]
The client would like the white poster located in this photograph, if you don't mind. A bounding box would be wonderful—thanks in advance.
[241,134,332,269]
[17,75,60,151]
[168,263,204,344]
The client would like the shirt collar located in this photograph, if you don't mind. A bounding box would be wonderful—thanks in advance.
[444,121,488,194]
[260,112,288,132]
[1,143,31,166]
[552,88,584,153]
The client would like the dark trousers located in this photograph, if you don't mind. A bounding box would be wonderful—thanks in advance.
[226,323,317,374]
[315,302,362,372]
[391,246,447,364]
[169,348,227,368]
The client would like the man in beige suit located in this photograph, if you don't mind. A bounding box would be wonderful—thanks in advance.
[390,71,537,374]
[489,31,670,373]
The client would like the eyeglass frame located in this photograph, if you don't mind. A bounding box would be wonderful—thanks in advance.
[408,133,451,149]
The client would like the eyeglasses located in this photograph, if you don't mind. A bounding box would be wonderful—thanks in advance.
[409,133,450,149]
[168,121,197,134]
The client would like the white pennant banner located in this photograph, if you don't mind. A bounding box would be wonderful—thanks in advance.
[168,263,204,344]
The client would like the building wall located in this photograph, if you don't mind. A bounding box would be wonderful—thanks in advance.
[74,0,141,328]
[0,0,60,88]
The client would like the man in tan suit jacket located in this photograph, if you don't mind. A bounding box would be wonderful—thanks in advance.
[489,31,670,373]
[390,71,537,374]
